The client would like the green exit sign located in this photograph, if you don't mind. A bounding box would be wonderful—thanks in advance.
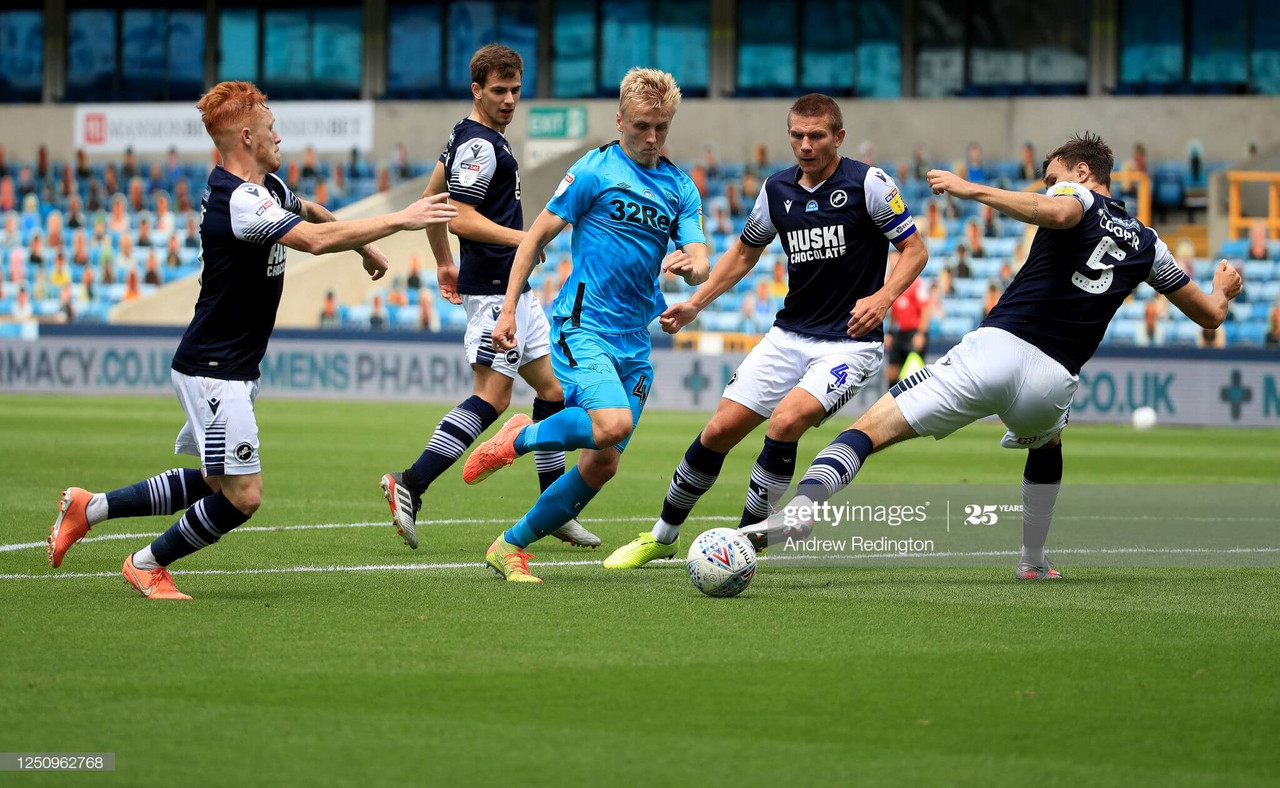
[528,106,587,139]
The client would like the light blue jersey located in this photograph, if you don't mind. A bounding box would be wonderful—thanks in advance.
[545,142,705,333]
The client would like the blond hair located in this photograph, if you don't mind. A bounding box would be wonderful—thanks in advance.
[196,81,269,143]
[618,68,681,117]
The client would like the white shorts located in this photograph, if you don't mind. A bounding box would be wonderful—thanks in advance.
[892,326,1078,449]
[462,291,552,378]
[722,326,885,422]
[172,370,262,476]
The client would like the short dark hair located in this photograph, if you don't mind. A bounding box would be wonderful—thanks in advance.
[1043,132,1113,188]
[787,93,843,133]
[470,44,522,88]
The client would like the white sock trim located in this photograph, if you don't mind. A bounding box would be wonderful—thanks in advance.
[85,492,109,526]
[650,518,680,544]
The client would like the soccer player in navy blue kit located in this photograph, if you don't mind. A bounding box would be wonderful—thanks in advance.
[46,81,456,598]
[462,68,711,582]
[380,45,599,552]
[742,133,1243,579]
[604,94,929,568]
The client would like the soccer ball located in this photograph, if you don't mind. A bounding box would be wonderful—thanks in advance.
[1131,406,1158,431]
[686,528,757,598]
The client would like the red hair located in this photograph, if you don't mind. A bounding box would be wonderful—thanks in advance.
[196,81,269,141]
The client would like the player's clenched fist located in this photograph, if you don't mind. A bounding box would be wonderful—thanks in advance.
[401,192,458,229]
[926,169,980,200]
[662,250,709,285]
[659,301,699,334]
[1214,260,1243,301]
[491,310,517,351]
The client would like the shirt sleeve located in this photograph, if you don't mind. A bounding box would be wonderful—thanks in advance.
[229,183,303,244]
[545,154,599,225]
[267,173,303,215]
[447,137,497,205]
[671,174,707,249]
[863,167,917,243]
[740,178,777,248]
[1145,233,1192,294]
[1046,181,1096,213]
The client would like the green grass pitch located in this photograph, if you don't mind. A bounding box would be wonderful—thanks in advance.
[1,394,1277,785]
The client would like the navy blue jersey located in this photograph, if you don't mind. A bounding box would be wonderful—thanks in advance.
[740,157,916,341]
[438,118,527,296]
[981,182,1190,375]
[171,167,303,381]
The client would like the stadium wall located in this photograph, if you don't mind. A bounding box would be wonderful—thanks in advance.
[3,329,1278,429]
[4,97,1278,164]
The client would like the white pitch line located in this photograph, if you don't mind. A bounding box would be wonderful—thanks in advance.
[0,515,743,555]
[2,548,1278,582]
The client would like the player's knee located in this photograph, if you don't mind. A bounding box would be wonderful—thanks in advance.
[225,486,261,516]
[592,414,633,447]
[700,418,738,452]
[534,379,563,402]
[479,389,512,414]
[767,408,816,442]
[579,455,620,486]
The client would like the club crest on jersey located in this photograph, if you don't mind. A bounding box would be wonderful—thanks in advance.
[829,190,848,208]
[805,200,819,212]
[786,225,847,263]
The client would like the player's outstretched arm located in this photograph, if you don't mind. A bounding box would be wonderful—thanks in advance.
[422,163,462,304]
[927,169,1083,230]
[659,240,763,332]
[492,209,568,350]
[666,242,711,286]
[297,199,389,280]
[280,193,457,256]
[848,232,929,338]
[1166,260,1243,328]
[449,201,526,248]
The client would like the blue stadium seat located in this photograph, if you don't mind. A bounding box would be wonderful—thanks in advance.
[1226,322,1265,346]
[1244,261,1275,283]
[1109,319,1142,345]
[1117,300,1147,320]
[1169,322,1203,345]
[944,298,985,321]
[952,279,988,299]
[938,316,976,339]
[1219,239,1248,259]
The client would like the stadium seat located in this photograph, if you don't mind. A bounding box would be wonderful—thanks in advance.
[1219,239,1249,259]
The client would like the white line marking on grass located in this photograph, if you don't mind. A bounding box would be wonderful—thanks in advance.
[2,548,1277,582]
[0,515,744,555]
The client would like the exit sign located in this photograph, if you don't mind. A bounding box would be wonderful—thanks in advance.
[528,106,587,139]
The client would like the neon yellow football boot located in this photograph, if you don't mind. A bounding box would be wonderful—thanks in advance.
[485,537,543,583]
[602,532,679,569]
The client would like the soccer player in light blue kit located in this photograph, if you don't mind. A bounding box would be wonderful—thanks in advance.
[462,68,710,582]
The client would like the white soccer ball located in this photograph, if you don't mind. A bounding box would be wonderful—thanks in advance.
[686,528,757,598]
[1131,406,1158,431]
